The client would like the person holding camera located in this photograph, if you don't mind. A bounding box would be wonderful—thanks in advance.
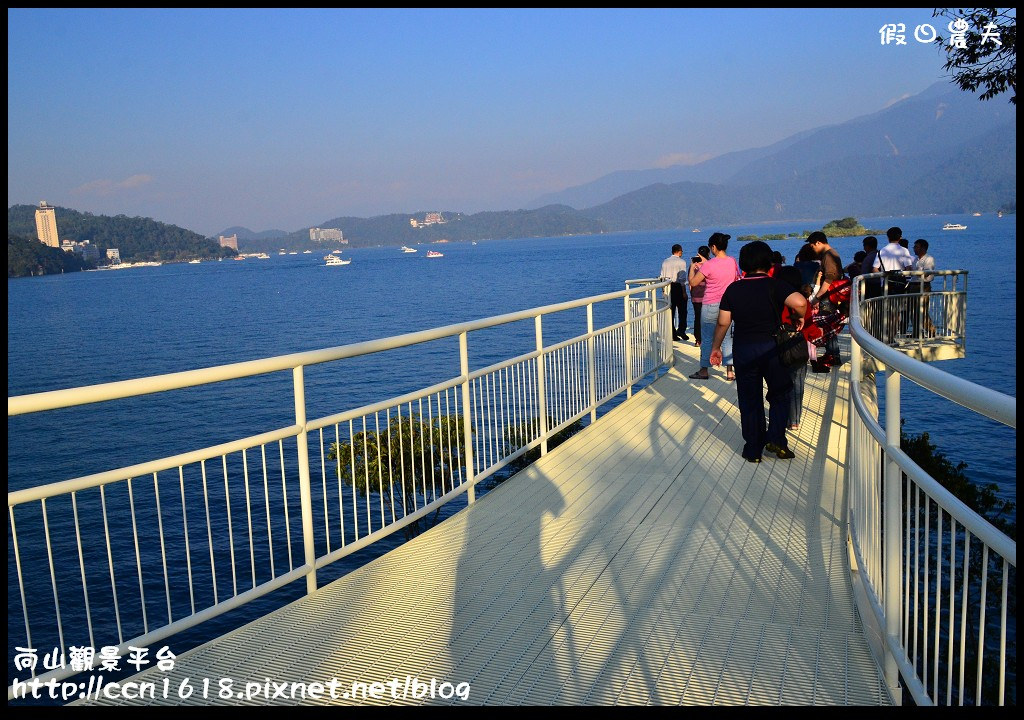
[689,232,740,381]
[688,245,710,346]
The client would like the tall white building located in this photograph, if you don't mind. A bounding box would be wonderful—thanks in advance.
[310,227,346,243]
[35,201,59,247]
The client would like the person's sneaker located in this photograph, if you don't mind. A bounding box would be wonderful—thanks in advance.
[764,443,796,459]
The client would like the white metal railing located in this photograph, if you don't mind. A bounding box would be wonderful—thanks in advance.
[7,282,673,699]
[846,270,1016,706]
[858,270,967,357]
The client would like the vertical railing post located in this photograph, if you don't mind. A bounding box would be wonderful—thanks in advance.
[952,272,967,348]
[293,366,317,594]
[849,329,862,531]
[662,284,673,370]
[883,368,904,704]
[648,286,657,376]
[535,315,549,456]
[587,303,597,423]
[623,294,634,399]
[459,332,476,504]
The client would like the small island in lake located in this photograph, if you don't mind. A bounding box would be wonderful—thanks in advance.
[738,217,884,243]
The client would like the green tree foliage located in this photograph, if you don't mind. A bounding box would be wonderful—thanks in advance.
[327,413,467,535]
[827,217,859,230]
[816,218,885,237]
[8,234,92,277]
[737,233,788,243]
[7,205,233,263]
[497,416,586,479]
[933,8,1016,104]
[901,427,1015,539]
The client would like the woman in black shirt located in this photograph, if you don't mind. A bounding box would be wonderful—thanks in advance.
[710,241,808,462]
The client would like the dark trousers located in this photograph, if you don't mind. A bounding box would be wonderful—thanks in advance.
[863,279,883,301]
[733,338,793,459]
[884,283,907,343]
[906,281,934,337]
[788,361,808,426]
[691,301,703,343]
[670,282,688,338]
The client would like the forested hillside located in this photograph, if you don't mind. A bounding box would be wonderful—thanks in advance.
[7,205,234,263]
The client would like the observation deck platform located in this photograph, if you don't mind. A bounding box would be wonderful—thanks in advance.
[87,341,891,706]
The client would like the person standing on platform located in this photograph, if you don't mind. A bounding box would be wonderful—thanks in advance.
[688,233,740,381]
[688,245,710,347]
[878,226,914,341]
[793,243,821,296]
[908,238,937,338]
[806,231,844,364]
[775,265,822,431]
[709,241,807,462]
[860,236,883,300]
[846,251,866,279]
[806,232,844,302]
[659,243,689,342]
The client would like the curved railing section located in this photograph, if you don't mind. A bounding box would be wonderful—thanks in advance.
[846,270,1016,706]
[7,282,673,698]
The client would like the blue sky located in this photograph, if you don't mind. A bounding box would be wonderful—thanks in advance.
[8,8,967,236]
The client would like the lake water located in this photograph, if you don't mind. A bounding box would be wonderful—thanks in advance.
[9,211,1016,495]
[6,212,1016,691]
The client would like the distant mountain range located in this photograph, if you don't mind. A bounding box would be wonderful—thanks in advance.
[224,81,1015,250]
[10,82,1015,254]
[529,81,1015,215]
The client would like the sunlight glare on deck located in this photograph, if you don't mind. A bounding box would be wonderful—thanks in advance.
[83,341,890,706]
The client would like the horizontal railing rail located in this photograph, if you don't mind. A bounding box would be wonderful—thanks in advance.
[846,269,1016,706]
[7,281,672,699]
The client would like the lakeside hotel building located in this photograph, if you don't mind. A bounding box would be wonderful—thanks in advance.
[35,201,59,247]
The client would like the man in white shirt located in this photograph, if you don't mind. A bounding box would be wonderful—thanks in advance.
[877,227,915,341]
[660,244,688,341]
[910,239,936,286]
[878,226,914,275]
[908,238,937,337]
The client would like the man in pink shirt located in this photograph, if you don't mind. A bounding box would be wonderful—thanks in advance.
[688,232,740,380]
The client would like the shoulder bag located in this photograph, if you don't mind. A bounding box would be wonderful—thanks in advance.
[768,284,809,369]
[879,253,909,292]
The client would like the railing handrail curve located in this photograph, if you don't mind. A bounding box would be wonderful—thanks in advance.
[8,281,671,417]
[846,269,1015,706]
[850,271,1015,428]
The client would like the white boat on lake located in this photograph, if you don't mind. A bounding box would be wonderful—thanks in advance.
[426,250,443,258]
[401,246,417,253]
[325,255,351,266]
[942,223,967,231]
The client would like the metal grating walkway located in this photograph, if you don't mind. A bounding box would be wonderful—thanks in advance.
[84,341,891,706]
